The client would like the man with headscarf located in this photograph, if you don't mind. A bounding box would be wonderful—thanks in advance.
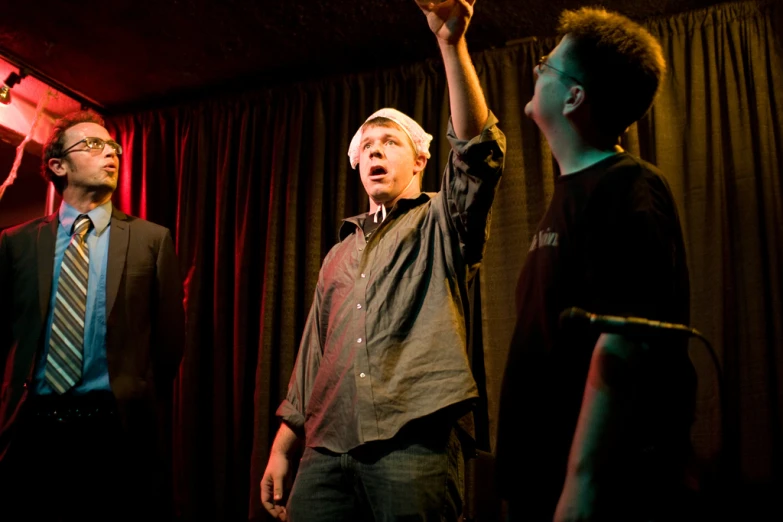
[259,1,505,520]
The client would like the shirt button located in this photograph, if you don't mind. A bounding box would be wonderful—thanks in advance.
[357,338,362,343]
[358,247,364,251]
[360,373,366,378]
[361,273,366,278]
[356,303,362,309]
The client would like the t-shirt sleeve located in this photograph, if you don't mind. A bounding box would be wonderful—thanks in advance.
[582,167,689,324]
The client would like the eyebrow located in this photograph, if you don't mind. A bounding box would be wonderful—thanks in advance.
[361,132,400,146]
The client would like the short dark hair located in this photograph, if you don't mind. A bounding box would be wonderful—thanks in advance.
[558,7,666,137]
[41,110,106,194]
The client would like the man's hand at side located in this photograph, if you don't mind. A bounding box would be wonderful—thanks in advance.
[260,422,300,520]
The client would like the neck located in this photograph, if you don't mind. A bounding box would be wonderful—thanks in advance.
[546,124,622,175]
[61,189,113,214]
[368,175,421,214]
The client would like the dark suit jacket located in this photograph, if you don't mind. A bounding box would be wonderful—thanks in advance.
[0,206,185,460]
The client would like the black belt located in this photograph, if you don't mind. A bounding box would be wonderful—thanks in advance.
[23,390,118,423]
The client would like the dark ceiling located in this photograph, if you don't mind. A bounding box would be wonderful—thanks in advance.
[1,0,727,113]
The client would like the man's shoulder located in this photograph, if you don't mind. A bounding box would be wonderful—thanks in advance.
[599,153,662,178]
[596,154,671,196]
[589,154,679,222]
[113,210,171,237]
[0,214,54,240]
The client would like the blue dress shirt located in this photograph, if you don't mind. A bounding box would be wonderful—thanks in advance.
[33,200,112,395]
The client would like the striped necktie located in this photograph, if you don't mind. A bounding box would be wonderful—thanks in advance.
[45,214,92,394]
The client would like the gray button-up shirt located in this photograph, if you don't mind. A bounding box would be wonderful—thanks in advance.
[277,114,506,452]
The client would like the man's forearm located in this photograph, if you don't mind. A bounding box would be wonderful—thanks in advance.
[564,333,643,477]
[565,371,622,480]
[271,421,301,457]
[556,334,647,518]
[439,38,488,140]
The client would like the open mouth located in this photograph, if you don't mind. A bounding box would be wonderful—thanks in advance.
[369,165,387,177]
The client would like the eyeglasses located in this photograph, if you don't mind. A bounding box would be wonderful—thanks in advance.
[537,55,583,86]
[60,137,123,157]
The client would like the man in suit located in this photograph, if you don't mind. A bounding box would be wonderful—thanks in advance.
[0,110,185,520]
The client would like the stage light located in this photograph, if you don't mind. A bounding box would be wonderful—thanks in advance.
[0,71,26,105]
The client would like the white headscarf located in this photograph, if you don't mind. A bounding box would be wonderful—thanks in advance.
[347,108,433,169]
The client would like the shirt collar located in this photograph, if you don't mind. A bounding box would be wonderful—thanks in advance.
[372,205,387,224]
[339,192,433,241]
[59,200,113,236]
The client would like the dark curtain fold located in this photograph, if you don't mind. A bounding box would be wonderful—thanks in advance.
[105,1,783,519]
[645,0,783,493]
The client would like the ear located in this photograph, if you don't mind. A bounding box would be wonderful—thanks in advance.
[562,84,586,117]
[48,157,69,179]
[413,154,427,175]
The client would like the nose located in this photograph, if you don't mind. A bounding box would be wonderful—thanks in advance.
[368,143,383,158]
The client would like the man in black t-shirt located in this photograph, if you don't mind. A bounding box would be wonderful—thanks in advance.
[496,8,696,522]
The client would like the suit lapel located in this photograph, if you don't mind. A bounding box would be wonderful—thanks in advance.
[37,213,58,321]
[106,207,129,319]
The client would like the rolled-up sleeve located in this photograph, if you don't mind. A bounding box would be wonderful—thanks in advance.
[442,111,506,269]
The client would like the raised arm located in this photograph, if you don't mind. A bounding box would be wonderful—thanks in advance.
[417,0,488,139]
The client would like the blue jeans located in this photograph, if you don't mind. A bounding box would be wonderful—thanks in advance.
[288,425,464,522]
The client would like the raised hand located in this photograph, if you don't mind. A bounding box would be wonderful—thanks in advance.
[415,0,476,45]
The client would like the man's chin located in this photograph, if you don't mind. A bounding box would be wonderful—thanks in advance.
[368,192,392,205]
[90,180,117,196]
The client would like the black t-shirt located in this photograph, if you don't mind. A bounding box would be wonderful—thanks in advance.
[496,153,695,517]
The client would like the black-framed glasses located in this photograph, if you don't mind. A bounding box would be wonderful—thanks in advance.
[537,55,583,86]
[60,137,123,157]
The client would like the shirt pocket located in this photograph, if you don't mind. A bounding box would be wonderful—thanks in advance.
[379,226,428,280]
